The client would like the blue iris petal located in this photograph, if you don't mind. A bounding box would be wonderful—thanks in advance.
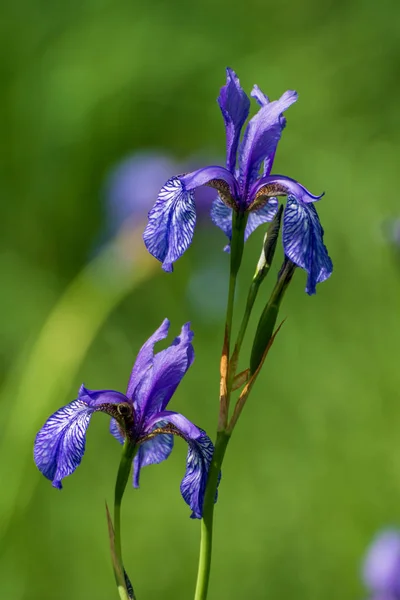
[218,68,250,173]
[283,196,332,295]
[110,418,125,445]
[238,90,298,196]
[133,431,174,488]
[180,431,216,519]
[211,196,279,248]
[143,177,196,272]
[34,400,95,489]
[245,198,278,241]
[210,197,232,242]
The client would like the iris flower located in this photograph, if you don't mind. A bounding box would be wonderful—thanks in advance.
[34,319,214,518]
[143,68,332,294]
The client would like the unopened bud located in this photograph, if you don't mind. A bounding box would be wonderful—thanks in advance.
[250,258,296,374]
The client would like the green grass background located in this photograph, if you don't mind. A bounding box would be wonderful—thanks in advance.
[1,0,400,598]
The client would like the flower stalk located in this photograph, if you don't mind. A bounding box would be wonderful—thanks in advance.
[218,210,247,431]
[193,431,230,600]
[114,440,136,574]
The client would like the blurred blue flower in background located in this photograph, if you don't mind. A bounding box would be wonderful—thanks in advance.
[104,151,181,236]
[34,319,215,518]
[362,529,400,599]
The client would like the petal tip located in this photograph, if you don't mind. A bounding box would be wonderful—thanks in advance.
[161,261,174,273]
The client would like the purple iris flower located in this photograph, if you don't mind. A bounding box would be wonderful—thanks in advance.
[362,529,400,599]
[143,68,332,294]
[34,319,214,518]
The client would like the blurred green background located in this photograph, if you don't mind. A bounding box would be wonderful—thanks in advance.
[1,0,400,598]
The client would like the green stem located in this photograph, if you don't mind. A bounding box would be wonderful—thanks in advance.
[194,431,231,600]
[223,211,247,404]
[114,440,136,574]
[224,211,247,351]
[224,270,237,351]
[194,211,246,600]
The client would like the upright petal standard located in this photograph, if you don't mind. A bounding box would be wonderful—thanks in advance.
[143,67,332,294]
[34,319,215,518]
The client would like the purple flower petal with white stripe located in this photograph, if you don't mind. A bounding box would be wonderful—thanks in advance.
[34,400,96,489]
[180,431,215,519]
[218,68,250,172]
[283,196,332,295]
[143,177,196,272]
[143,167,239,271]
[34,389,127,488]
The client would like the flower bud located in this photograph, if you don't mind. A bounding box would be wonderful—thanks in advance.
[250,258,296,374]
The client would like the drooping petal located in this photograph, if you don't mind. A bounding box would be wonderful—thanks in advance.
[143,177,196,272]
[132,323,195,422]
[126,318,170,400]
[283,196,333,295]
[239,91,298,196]
[217,68,250,173]
[141,413,216,519]
[181,166,239,208]
[34,400,95,489]
[133,431,174,487]
[181,432,216,519]
[245,198,279,241]
[210,197,233,241]
[250,174,324,205]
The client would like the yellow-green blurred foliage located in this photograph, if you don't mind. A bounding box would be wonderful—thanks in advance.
[1,0,400,598]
